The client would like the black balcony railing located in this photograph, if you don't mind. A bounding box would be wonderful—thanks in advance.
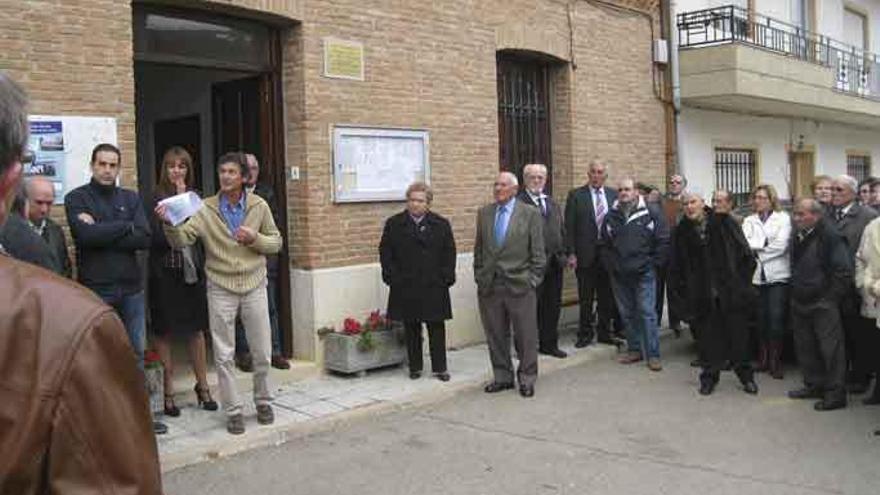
[677,5,880,99]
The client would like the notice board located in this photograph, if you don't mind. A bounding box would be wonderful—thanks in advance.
[27,115,118,204]
[332,126,430,203]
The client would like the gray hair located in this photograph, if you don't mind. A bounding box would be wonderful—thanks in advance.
[0,72,29,175]
[834,174,858,193]
[25,175,55,198]
[523,163,548,177]
[669,174,687,187]
[588,160,608,173]
[796,197,825,215]
[498,171,519,186]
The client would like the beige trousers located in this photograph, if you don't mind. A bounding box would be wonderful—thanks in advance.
[207,279,272,416]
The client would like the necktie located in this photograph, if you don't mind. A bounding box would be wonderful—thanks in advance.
[539,197,547,217]
[837,209,845,222]
[494,205,507,247]
[595,189,606,232]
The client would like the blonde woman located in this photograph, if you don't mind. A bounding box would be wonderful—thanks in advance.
[742,185,791,379]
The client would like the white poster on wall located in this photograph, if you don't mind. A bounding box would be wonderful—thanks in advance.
[27,115,118,204]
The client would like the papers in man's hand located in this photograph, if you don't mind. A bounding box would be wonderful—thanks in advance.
[159,191,203,226]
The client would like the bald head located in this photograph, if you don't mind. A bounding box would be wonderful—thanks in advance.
[26,176,55,223]
[493,171,519,204]
[793,197,824,231]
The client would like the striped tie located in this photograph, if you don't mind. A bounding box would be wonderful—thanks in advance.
[595,189,606,232]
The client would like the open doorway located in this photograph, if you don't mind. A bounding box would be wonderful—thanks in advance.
[133,5,292,360]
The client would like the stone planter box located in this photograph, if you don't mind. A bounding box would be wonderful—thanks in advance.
[324,329,405,374]
[144,366,164,415]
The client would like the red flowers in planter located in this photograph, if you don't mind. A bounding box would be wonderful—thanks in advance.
[144,349,163,369]
[342,317,363,335]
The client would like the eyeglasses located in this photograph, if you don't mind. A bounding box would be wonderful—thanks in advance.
[833,187,847,192]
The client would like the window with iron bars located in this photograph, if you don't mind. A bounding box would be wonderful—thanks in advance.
[714,148,757,207]
[847,154,871,182]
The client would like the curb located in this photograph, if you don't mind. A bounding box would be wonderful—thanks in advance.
[159,339,622,473]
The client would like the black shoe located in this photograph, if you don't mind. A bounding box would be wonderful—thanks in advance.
[814,398,847,411]
[163,395,181,417]
[788,387,823,400]
[409,371,421,380]
[698,380,716,396]
[519,385,535,398]
[742,381,759,395]
[153,421,168,435]
[435,372,450,382]
[227,414,245,435]
[256,404,275,425]
[484,382,515,393]
[194,384,219,411]
[271,354,291,370]
[574,336,593,348]
[539,347,568,358]
[690,359,705,368]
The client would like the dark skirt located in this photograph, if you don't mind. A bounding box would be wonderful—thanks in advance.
[149,267,209,337]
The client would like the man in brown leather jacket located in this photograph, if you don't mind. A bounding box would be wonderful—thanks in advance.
[0,72,163,494]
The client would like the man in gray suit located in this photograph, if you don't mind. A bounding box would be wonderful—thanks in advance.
[831,174,878,393]
[474,171,546,398]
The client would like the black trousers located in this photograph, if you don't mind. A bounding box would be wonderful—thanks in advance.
[575,260,617,341]
[655,266,681,327]
[792,301,846,400]
[695,299,752,382]
[405,320,447,373]
[843,313,879,383]
[537,258,564,351]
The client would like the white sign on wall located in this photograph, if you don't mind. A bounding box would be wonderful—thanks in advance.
[332,125,430,203]
[27,115,118,204]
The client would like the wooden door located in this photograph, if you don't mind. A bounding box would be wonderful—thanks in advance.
[790,151,815,199]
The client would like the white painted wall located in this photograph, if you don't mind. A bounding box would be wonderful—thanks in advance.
[679,108,880,199]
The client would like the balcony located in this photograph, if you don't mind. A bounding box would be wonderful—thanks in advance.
[677,5,880,129]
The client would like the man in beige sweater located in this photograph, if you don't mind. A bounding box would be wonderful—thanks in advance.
[157,152,282,435]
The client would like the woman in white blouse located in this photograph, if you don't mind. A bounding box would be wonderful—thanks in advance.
[742,185,792,379]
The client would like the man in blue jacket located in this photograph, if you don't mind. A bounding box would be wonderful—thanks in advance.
[603,178,670,371]
[65,143,166,435]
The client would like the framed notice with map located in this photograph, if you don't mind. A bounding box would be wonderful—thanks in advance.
[332,125,430,203]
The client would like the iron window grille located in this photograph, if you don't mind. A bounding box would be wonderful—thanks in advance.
[715,148,756,207]
[847,154,871,182]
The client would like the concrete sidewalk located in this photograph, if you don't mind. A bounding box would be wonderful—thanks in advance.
[157,329,633,472]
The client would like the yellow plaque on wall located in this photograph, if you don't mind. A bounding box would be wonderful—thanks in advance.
[324,38,364,80]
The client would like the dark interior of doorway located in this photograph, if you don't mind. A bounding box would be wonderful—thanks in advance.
[133,5,292,359]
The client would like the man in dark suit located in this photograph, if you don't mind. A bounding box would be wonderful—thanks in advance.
[518,163,566,358]
[565,161,621,347]
[26,176,72,276]
[831,175,878,393]
[475,171,546,397]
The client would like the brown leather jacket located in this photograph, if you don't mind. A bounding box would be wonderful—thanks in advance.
[0,255,162,494]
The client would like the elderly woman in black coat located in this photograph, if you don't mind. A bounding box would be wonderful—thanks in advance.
[380,182,456,381]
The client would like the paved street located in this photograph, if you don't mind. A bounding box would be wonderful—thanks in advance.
[164,338,880,495]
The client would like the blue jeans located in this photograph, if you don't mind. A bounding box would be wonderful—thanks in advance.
[612,269,660,359]
[94,287,146,371]
[235,276,282,356]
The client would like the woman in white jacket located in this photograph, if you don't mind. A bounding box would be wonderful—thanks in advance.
[742,185,791,379]
[855,216,880,406]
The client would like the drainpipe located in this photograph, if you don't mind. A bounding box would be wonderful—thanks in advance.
[666,0,683,176]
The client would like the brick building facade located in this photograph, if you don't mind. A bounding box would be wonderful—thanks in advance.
[1,0,671,362]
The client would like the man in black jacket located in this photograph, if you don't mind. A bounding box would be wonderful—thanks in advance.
[26,176,72,276]
[670,190,758,395]
[519,163,567,358]
[0,182,56,272]
[603,178,669,371]
[65,143,166,434]
[788,197,853,411]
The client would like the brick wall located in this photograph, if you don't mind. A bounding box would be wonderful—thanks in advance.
[0,0,668,273]
[289,0,668,269]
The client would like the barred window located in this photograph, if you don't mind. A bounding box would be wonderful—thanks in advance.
[714,148,757,207]
[847,154,871,182]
